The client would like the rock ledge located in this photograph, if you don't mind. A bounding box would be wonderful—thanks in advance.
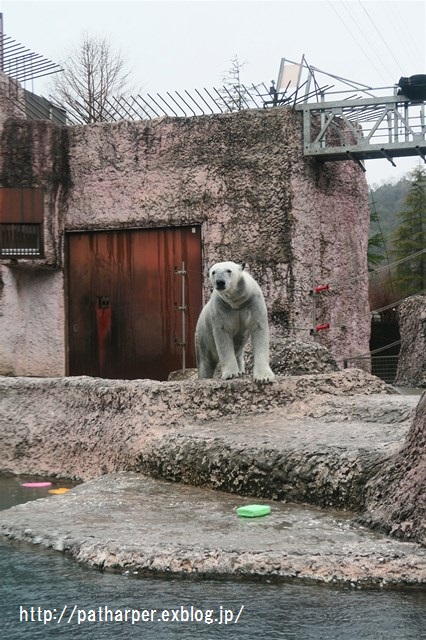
[1,473,425,588]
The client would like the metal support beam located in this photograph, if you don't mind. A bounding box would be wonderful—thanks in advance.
[296,94,426,163]
[380,149,397,167]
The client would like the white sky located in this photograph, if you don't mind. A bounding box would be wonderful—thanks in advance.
[2,0,426,186]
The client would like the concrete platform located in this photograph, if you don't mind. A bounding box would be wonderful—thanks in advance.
[1,472,425,587]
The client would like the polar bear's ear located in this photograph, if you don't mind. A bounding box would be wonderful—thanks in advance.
[240,262,246,271]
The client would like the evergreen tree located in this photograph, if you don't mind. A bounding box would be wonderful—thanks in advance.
[368,178,409,252]
[368,194,386,269]
[392,166,426,296]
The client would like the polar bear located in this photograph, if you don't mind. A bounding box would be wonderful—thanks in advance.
[195,261,275,383]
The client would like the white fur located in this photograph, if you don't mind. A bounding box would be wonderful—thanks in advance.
[195,261,275,382]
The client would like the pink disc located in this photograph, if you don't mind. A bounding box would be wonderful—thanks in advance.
[21,482,52,488]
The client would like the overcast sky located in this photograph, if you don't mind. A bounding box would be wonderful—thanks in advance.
[2,0,425,186]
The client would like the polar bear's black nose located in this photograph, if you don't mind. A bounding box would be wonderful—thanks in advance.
[216,280,226,290]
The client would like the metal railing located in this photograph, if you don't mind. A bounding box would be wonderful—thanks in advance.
[343,354,399,384]
[371,355,399,384]
[0,222,43,258]
[295,93,426,164]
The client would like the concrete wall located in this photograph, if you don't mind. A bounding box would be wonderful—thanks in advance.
[0,104,371,377]
[0,268,64,376]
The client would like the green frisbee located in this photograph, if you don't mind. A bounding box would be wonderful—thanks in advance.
[236,504,271,518]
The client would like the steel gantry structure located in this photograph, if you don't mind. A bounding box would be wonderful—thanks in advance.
[295,92,426,168]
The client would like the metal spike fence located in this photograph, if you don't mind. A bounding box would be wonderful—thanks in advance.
[27,81,328,125]
[0,33,62,83]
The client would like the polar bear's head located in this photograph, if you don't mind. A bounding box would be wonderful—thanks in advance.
[209,261,246,292]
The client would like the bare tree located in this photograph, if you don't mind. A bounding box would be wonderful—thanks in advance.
[49,32,133,123]
[218,55,257,112]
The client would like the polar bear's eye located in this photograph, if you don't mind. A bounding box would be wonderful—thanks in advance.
[226,269,232,274]
[211,270,216,275]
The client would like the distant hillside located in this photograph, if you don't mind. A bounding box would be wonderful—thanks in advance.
[369,178,410,254]
[368,168,426,313]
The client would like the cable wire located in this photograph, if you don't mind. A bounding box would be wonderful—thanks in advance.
[371,289,426,316]
[327,0,390,84]
[342,1,396,82]
[281,248,426,296]
[359,1,405,76]
[381,0,422,63]
[344,339,401,360]
[382,0,425,63]
[369,248,426,275]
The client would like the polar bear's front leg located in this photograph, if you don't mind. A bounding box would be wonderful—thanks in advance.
[235,348,246,375]
[251,324,275,383]
[213,326,241,380]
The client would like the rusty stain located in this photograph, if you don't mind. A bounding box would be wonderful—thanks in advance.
[96,302,111,374]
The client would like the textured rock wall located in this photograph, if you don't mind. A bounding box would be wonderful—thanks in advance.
[66,109,370,365]
[0,369,390,484]
[360,389,426,546]
[395,295,426,387]
[0,107,370,376]
[290,159,370,363]
[0,73,24,129]
[65,110,297,332]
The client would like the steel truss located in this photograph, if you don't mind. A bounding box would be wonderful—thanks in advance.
[295,94,426,167]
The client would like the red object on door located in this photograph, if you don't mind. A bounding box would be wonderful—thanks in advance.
[67,226,202,380]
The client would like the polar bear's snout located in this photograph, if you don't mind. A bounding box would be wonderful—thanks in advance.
[215,278,227,290]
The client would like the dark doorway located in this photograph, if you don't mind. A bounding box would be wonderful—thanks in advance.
[67,226,202,380]
[370,315,401,383]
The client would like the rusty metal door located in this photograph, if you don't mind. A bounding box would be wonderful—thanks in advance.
[67,226,202,380]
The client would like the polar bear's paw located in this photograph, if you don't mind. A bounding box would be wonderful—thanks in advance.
[253,368,275,384]
[221,369,243,380]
